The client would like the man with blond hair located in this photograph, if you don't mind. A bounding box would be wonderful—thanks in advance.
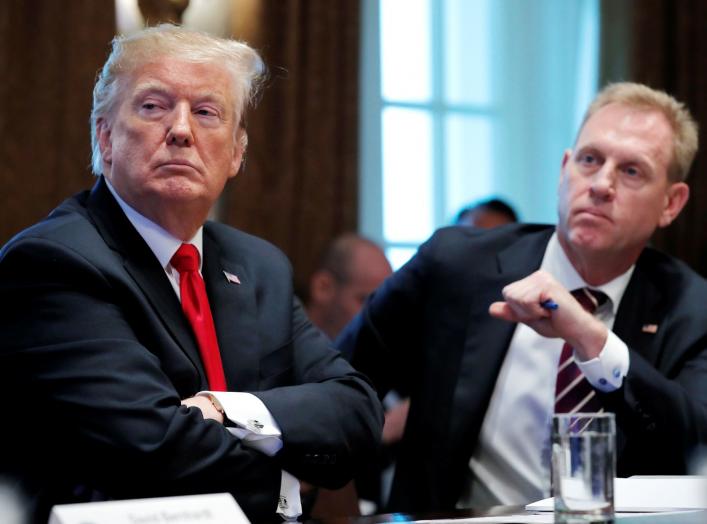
[339,82,707,513]
[0,25,382,523]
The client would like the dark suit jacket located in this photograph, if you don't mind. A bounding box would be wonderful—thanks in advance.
[338,224,707,513]
[0,178,383,523]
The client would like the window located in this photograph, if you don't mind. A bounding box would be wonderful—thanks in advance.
[360,0,600,268]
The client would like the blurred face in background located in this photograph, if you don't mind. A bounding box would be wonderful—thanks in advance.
[308,242,392,339]
[458,208,514,228]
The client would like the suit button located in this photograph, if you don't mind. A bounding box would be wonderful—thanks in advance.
[646,422,656,432]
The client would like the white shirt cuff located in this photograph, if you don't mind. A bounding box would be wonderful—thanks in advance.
[276,470,302,521]
[198,391,283,455]
[197,392,302,520]
[575,330,630,391]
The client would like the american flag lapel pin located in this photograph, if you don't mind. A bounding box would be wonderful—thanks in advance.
[641,324,658,334]
[223,270,241,284]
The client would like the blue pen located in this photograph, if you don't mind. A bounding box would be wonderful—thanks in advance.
[541,299,558,310]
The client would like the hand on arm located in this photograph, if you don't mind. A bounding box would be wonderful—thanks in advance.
[181,395,224,424]
[488,270,608,361]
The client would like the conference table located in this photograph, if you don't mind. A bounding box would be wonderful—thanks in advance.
[306,505,707,523]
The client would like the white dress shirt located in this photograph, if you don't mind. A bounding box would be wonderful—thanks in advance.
[105,180,301,520]
[458,232,632,508]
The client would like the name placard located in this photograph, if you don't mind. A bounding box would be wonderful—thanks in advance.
[48,493,250,524]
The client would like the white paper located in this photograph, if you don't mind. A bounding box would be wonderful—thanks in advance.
[48,493,250,524]
[526,476,707,513]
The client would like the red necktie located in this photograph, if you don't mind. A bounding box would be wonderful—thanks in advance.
[170,244,227,391]
[554,288,608,414]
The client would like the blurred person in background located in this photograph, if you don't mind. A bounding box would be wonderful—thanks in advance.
[305,233,392,340]
[455,197,518,229]
[304,233,393,515]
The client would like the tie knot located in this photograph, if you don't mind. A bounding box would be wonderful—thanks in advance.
[171,244,200,273]
[571,287,608,314]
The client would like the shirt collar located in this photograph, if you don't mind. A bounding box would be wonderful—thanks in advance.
[104,178,204,271]
[540,231,634,315]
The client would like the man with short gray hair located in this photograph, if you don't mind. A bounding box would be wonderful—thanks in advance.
[0,25,382,523]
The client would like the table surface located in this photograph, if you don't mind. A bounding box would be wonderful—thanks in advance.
[306,505,707,523]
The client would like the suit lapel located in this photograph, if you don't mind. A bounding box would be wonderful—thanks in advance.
[613,253,666,365]
[85,177,205,380]
[448,228,554,458]
[202,228,261,391]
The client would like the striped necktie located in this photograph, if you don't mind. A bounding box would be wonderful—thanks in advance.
[554,288,608,414]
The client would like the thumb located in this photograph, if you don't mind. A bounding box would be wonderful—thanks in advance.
[489,301,515,321]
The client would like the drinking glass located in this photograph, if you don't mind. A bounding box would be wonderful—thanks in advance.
[552,412,616,523]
